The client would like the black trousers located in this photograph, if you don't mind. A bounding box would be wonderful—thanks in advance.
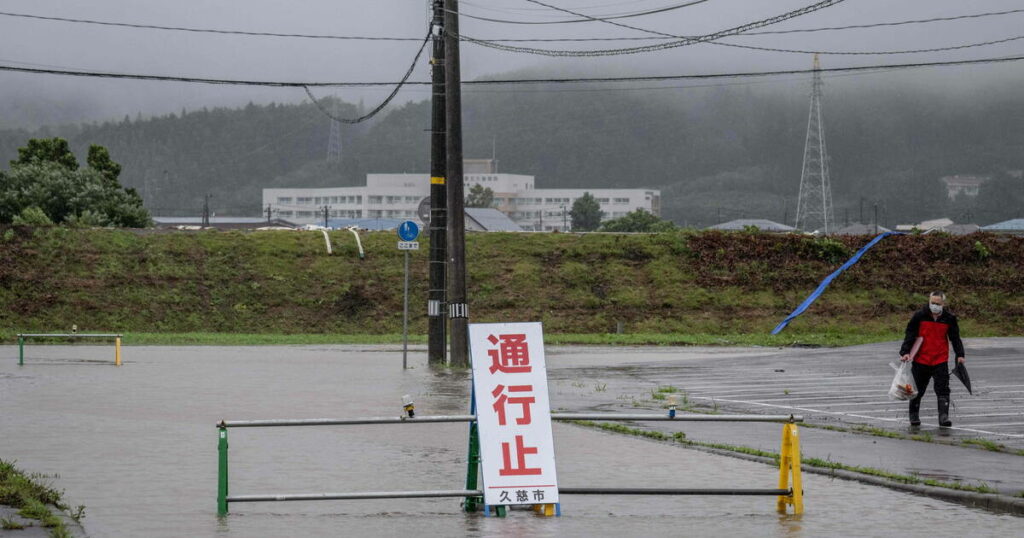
[909,361,950,410]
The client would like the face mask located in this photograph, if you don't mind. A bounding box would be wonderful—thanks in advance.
[929,304,943,315]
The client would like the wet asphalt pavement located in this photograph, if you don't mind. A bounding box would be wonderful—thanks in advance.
[1,340,1021,537]
[543,338,1024,494]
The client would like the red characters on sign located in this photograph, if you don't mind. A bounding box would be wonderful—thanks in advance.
[492,384,535,426]
[499,435,542,476]
[487,333,531,374]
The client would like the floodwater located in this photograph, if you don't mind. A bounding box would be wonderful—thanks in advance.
[1,345,1020,537]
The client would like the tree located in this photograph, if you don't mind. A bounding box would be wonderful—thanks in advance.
[600,209,676,232]
[12,138,78,170]
[0,138,151,227]
[86,144,123,185]
[569,192,603,231]
[465,183,494,208]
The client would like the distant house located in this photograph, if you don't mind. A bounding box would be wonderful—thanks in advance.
[981,218,1024,235]
[153,217,296,230]
[895,218,954,232]
[940,175,990,199]
[893,218,980,235]
[706,219,795,233]
[835,222,891,235]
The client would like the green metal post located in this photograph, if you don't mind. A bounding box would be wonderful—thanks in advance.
[464,420,481,512]
[18,336,24,366]
[217,424,229,516]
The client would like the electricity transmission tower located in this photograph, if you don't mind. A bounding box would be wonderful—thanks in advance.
[795,54,835,234]
[326,98,342,163]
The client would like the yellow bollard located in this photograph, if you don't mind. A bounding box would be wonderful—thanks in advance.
[532,503,556,516]
[776,422,804,514]
[115,336,122,366]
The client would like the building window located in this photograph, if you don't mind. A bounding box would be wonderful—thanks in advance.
[614,197,630,204]
[278,211,293,218]
[277,197,293,204]
[296,211,314,218]
[597,198,610,204]
[297,197,313,205]
[368,196,383,204]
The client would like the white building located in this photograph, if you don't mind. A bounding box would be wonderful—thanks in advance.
[263,160,660,231]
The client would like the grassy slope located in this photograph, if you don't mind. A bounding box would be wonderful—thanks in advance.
[1,227,1021,343]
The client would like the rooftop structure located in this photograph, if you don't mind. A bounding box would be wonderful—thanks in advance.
[706,219,795,233]
[981,218,1024,234]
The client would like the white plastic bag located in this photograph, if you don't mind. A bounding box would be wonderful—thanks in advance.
[888,362,918,401]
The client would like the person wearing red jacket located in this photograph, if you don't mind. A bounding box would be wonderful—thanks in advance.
[899,291,966,427]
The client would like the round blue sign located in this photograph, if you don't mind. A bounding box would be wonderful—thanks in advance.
[397,220,420,241]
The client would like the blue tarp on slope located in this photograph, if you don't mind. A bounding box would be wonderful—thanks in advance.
[771,232,903,335]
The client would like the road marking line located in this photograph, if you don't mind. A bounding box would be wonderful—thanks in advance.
[689,396,1024,438]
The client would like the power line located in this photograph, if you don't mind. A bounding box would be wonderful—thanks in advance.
[0,10,422,41]
[3,7,1021,44]
[3,54,1023,87]
[466,1,1024,56]
[454,0,709,25]
[741,7,1024,36]
[459,0,849,57]
[302,31,431,123]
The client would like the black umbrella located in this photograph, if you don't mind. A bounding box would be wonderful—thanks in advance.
[951,362,973,395]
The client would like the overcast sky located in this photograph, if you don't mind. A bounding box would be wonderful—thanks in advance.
[2,0,1023,127]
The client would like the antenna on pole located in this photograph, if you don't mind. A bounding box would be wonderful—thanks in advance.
[795,54,835,234]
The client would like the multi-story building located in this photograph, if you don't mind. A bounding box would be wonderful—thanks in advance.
[263,159,660,231]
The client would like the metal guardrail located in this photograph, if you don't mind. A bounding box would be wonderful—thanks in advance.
[220,413,803,427]
[16,333,123,366]
[216,412,805,516]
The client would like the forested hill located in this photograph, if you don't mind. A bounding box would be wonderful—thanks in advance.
[1,80,1022,226]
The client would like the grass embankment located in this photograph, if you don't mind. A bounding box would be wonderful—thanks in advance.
[0,460,82,536]
[2,227,1022,343]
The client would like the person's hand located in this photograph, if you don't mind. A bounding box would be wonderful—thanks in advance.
[900,354,912,362]
[956,356,965,364]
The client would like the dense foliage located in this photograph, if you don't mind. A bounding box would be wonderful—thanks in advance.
[0,138,150,227]
[570,192,603,231]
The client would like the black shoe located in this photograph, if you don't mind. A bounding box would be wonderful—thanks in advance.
[909,402,921,426]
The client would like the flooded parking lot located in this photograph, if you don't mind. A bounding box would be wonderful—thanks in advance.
[1,344,1021,537]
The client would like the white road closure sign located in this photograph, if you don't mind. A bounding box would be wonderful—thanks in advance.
[469,322,559,507]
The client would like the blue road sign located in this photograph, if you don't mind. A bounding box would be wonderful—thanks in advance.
[398,220,420,241]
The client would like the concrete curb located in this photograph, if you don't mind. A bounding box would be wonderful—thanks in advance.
[572,423,1024,516]
[678,441,1024,516]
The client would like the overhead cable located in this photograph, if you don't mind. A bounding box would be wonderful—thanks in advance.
[3,6,1021,43]
[302,31,430,123]
[458,0,848,57]
[0,10,422,41]
[2,54,1023,87]
[455,0,709,25]
[468,1,1024,56]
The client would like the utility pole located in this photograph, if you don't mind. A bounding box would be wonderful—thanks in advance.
[428,0,448,365]
[444,0,469,367]
[562,205,567,231]
[323,205,330,228]
[202,194,212,227]
[266,203,272,223]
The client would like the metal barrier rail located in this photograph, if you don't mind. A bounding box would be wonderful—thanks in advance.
[220,413,802,428]
[217,412,804,516]
[16,333,123,366]
[227,487,792,503]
